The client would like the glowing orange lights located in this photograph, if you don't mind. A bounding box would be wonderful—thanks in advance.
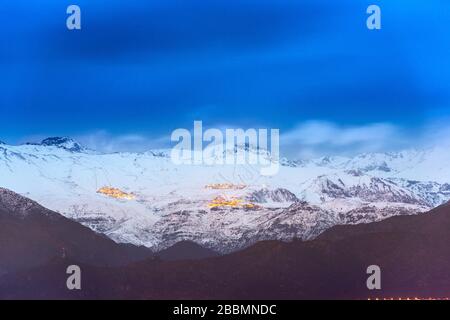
[208,195,259,209]
[97,187,135,200]
[368,297,449,301]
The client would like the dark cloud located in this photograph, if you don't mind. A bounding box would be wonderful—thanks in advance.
[44,0,338,61]
[0,0,449,144]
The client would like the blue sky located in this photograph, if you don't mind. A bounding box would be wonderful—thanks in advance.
[1,0,449,157]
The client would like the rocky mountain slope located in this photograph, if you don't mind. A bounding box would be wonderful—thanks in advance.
[2,199,449,299]
[0,137,449,252]
[0,188,153,276]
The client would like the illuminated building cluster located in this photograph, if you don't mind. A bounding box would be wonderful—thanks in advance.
[208,195,258,209]
[97,187,136,200]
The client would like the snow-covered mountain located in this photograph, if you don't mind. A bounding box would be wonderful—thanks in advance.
[0,137,449,253]
[301,148,450,185]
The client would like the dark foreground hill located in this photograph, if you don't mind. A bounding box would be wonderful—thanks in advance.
[0,188,449,299]
[156,240,219,261]
[0,188,153,276]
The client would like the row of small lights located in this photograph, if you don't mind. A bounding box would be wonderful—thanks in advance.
[368,297,450,301]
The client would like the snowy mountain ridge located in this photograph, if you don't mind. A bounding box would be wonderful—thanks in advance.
[0,137,449,252]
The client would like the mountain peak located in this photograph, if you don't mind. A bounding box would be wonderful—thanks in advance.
[40,137,84,152]
[157,241,219,261]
